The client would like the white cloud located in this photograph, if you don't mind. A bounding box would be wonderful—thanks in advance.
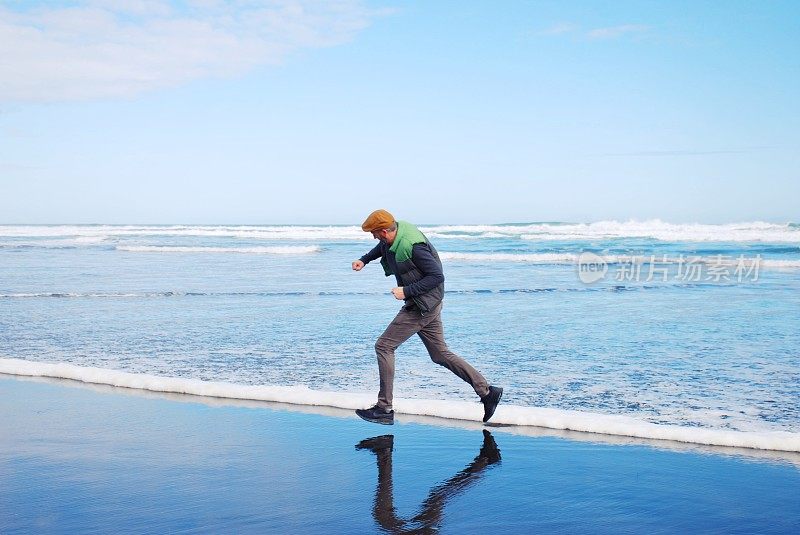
[0,1,380,103]
[537,22,652,41]
[586,24,650,40]
[538,22,578,36]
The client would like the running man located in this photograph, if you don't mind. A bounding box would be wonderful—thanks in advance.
[352,209,503,425]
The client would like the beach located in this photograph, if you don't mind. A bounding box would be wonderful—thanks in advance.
[4,0,799,531]
[2,376,799,533]
[1,222,799,532]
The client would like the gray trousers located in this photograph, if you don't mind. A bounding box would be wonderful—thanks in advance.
[375,302,490,410]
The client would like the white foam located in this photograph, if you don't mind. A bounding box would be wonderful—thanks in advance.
[422,220,800,242]
[440,251,800,269]
[1,358,798,453]
[440,252,579,263]
[0,292,209,298]
[116,245,321,254]
[515,219,800,243]
[73,236,108,244]
[761,259,800,268]
[0,293,143,298]
[0,237,108,248]
[0,225,366,241]
[1,221,798,242]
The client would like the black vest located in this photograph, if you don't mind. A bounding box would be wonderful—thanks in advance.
[384,240,444,315]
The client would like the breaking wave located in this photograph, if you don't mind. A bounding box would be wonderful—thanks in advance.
[439,252,800,268]
[116,245,321,254]
[1,220,798,243]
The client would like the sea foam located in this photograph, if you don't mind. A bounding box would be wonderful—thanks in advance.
[1,358,798,453]
[1,221,798,242]
[439,252,800,268]
[116,245,321,254]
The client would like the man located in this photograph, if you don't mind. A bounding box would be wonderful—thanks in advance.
[351,209,503,425]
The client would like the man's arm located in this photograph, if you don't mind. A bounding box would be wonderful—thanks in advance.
[360,243,383,265]
[403,243,445,297]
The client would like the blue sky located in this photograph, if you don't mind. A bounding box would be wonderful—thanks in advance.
[1,0,798,224]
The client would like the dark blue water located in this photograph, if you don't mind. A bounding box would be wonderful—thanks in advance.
[1,378,799,534]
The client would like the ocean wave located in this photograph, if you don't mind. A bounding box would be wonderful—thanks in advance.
[440,252,578,263]
[1,220,798,243]
[0,236,109,249]
[0,225,366,241]
[116,245,321,254]
[514,220,800,243]
[423,220,800,242]
[760,259,800,268]
[0,285,736,299]
[440,251,800,268]
[0,291,370,298]
[73,236,108,243]
[0,244,78,250]
[1,358,797,453]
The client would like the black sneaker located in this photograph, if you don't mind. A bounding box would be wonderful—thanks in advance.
[481,386,503,423]
[356,405,395,425]
[478,430,501,464]
[355,435,394,453]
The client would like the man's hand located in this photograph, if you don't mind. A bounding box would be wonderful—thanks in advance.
[352,260,364,271]
[391,287,405,300]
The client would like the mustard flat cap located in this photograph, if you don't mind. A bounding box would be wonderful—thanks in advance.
[361,209,395,232]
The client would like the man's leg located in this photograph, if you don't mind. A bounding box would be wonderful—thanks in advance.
[417,305,490,398]
[375,307,425,410]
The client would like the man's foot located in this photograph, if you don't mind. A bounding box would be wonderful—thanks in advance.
[355,434,394,454]
[478,430,501,464]
[481,386,503,423]
[356,405,395,425]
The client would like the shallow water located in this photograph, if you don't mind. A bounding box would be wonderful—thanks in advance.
[1,222,798,437]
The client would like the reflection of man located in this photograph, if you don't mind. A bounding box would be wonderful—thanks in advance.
[356,430,501,533]
[352,209,503,425]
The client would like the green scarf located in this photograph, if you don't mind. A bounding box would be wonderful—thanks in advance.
[380,221,427,276]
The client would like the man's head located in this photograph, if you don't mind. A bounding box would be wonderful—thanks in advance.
[362,209,397,245]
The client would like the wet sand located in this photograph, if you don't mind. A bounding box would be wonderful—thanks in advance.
[1,376,799,533]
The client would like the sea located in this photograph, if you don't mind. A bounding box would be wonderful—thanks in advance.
[1,220,799,450]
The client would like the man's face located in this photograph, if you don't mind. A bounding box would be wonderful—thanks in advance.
[371,229,388,243]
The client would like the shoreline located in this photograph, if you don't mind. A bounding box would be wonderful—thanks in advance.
[2,357,799,457]
[5,370,800,468]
